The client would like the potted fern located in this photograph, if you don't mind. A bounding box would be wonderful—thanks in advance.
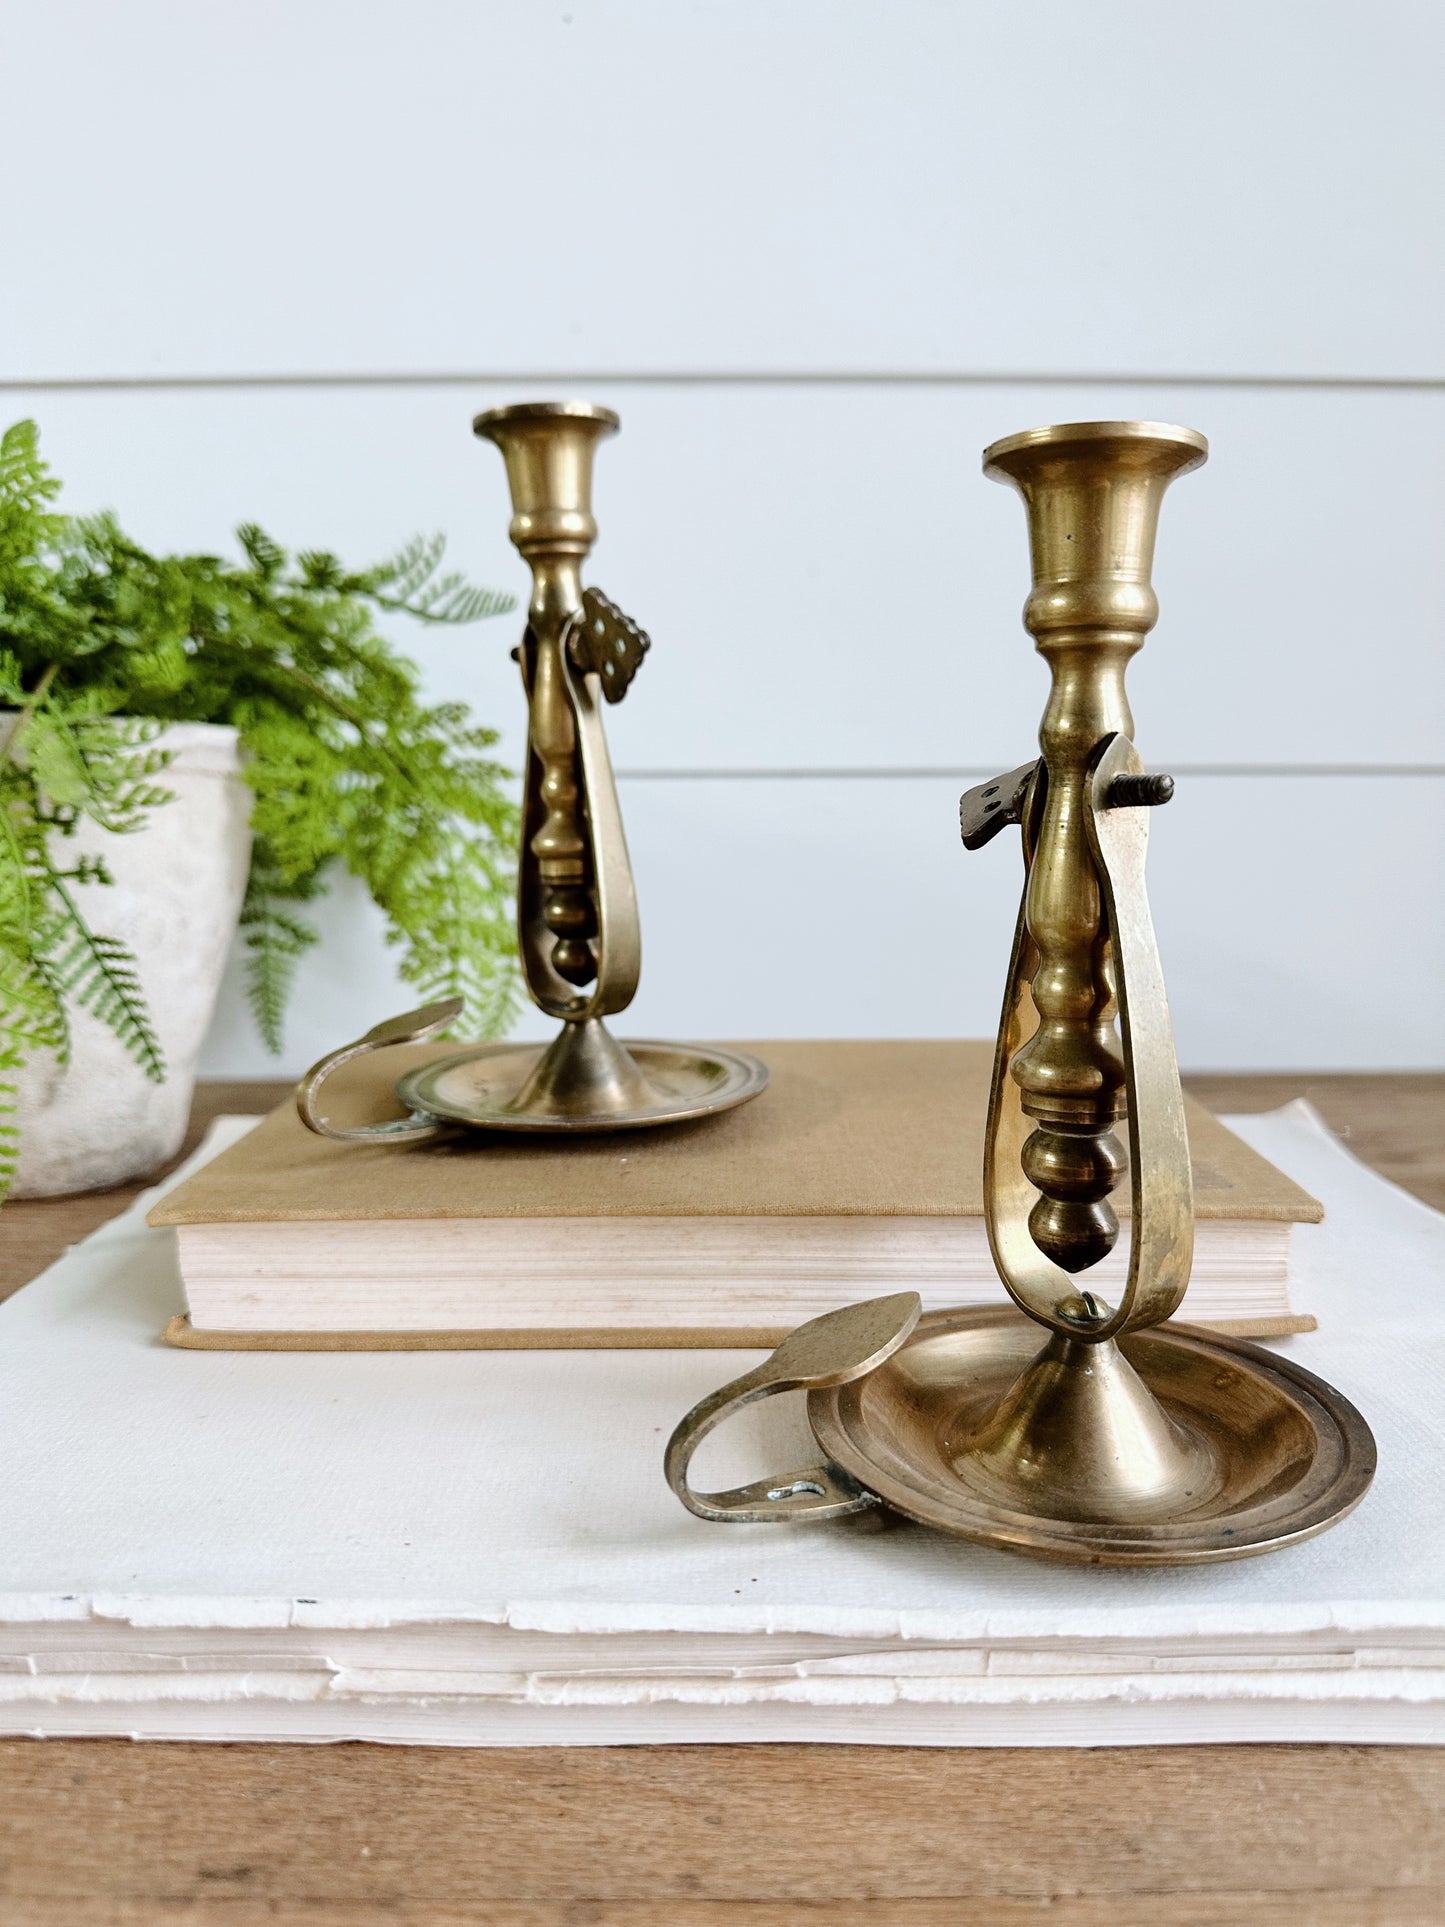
[0,419,519,1198]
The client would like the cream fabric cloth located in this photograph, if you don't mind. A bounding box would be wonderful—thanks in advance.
[0,1103,1441,1746]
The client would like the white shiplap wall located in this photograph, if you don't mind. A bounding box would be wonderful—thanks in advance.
[2,0,1440,1073]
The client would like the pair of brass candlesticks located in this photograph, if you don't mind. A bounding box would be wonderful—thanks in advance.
[298,403,1374,1566]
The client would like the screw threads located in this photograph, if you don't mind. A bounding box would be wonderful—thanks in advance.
[1106,772,1175,809]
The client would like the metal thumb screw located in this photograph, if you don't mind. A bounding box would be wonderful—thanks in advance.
[1106,772,1175,809]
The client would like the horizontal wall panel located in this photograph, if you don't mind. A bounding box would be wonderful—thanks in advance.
[196,772,1445,1078]
[3,0,1441,382]
[16,381,1444,769]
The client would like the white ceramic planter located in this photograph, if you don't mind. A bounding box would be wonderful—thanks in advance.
[11,721,252,1198]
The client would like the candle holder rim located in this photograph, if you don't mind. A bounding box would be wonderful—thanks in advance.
[472,398,621,440]
[983,418,1208,477]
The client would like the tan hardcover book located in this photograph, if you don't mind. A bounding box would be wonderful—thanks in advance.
[150,1040,1322,1348]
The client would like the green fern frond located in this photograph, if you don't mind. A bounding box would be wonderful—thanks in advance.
[237,523,285,579]
[0,941,63,1198]
[23,710,91,807]
[361,531,445,601]
[61,854,114,887]
[239,875,320,1055]
[0,1090,17,1199]
[0,414,518,1172]
[0,943,58,1196]
[0,939,70,1046]
[72,719,176,832]
[35,894,165,1083]
[0,1070,20,1200]
[411,572,516,625]
[0,420,60,530]
[361,533,516,625]
[19,709,175,834]
[296,550,344,591]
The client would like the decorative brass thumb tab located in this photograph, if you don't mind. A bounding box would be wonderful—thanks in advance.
[664,1293,921,1524]
[295,998,463,1144]
[960,761,1041,850]
[565,587,651,703]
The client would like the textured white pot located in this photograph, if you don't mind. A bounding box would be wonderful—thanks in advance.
[11,721,252,1197]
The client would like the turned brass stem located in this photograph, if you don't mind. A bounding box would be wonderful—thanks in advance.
[526,593,597,987]
[984,420,1206,1280]
[473,400,634,1021]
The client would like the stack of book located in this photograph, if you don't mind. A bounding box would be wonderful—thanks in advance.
[149,1041,1321,1347]
[0,1093,1441,1746]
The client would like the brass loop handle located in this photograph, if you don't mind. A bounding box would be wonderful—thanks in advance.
[983,733,1194,1343]
[517,589,643,1027]
[295,998,463,1143]
[664,1293,921,1524]
[564,595,642,1020]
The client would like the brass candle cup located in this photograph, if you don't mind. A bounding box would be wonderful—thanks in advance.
[295,401,767,1143]
[667,421,1374,1566]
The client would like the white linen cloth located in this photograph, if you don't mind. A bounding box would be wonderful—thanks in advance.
[0,1103,1441,1746]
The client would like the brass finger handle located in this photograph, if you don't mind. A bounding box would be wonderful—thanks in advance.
[982,733,1193,1343]
[515,591,644,1025]
[1083,731,1194,1333]
[295,998,464,1143]
[561,595,642,1020]
[664,1293,920,1524]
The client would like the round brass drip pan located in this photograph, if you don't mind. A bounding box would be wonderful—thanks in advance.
[808,1306,1376,1566]
[395,1038,769,1133]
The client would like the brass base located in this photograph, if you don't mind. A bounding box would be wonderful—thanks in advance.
[393,1020,769,1133]
[808,1306,1375,1566]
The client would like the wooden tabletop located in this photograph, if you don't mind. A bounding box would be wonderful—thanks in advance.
[2,1072,1442,1926]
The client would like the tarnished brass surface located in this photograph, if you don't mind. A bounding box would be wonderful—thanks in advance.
[295,999,464,1144]
[665,1294,922,1523]
[468,398,768,1128]
[808,1306,1377,1565]
[982,729,1194,1345]
[946,420,1375,1554]
[473,401,639,1021]
[566,586,651,700]
[982,419,1206,1290]
[959,761,1038,850]
[296,404,767,1142]
[295,1003,766,1141]
[666,418,1375,1565]
[395,1033,769,1133]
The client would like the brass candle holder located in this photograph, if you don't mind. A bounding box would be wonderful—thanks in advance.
[296,401,767,1143]
[666,421,1374,1566]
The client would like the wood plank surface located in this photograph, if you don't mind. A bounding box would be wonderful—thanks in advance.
[0,1739,1443,1924]
[1,1073,1442,1924]
[1183,1072,1445,1212]
[5,1909,1444,1927]
[0,1080,282,1303]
